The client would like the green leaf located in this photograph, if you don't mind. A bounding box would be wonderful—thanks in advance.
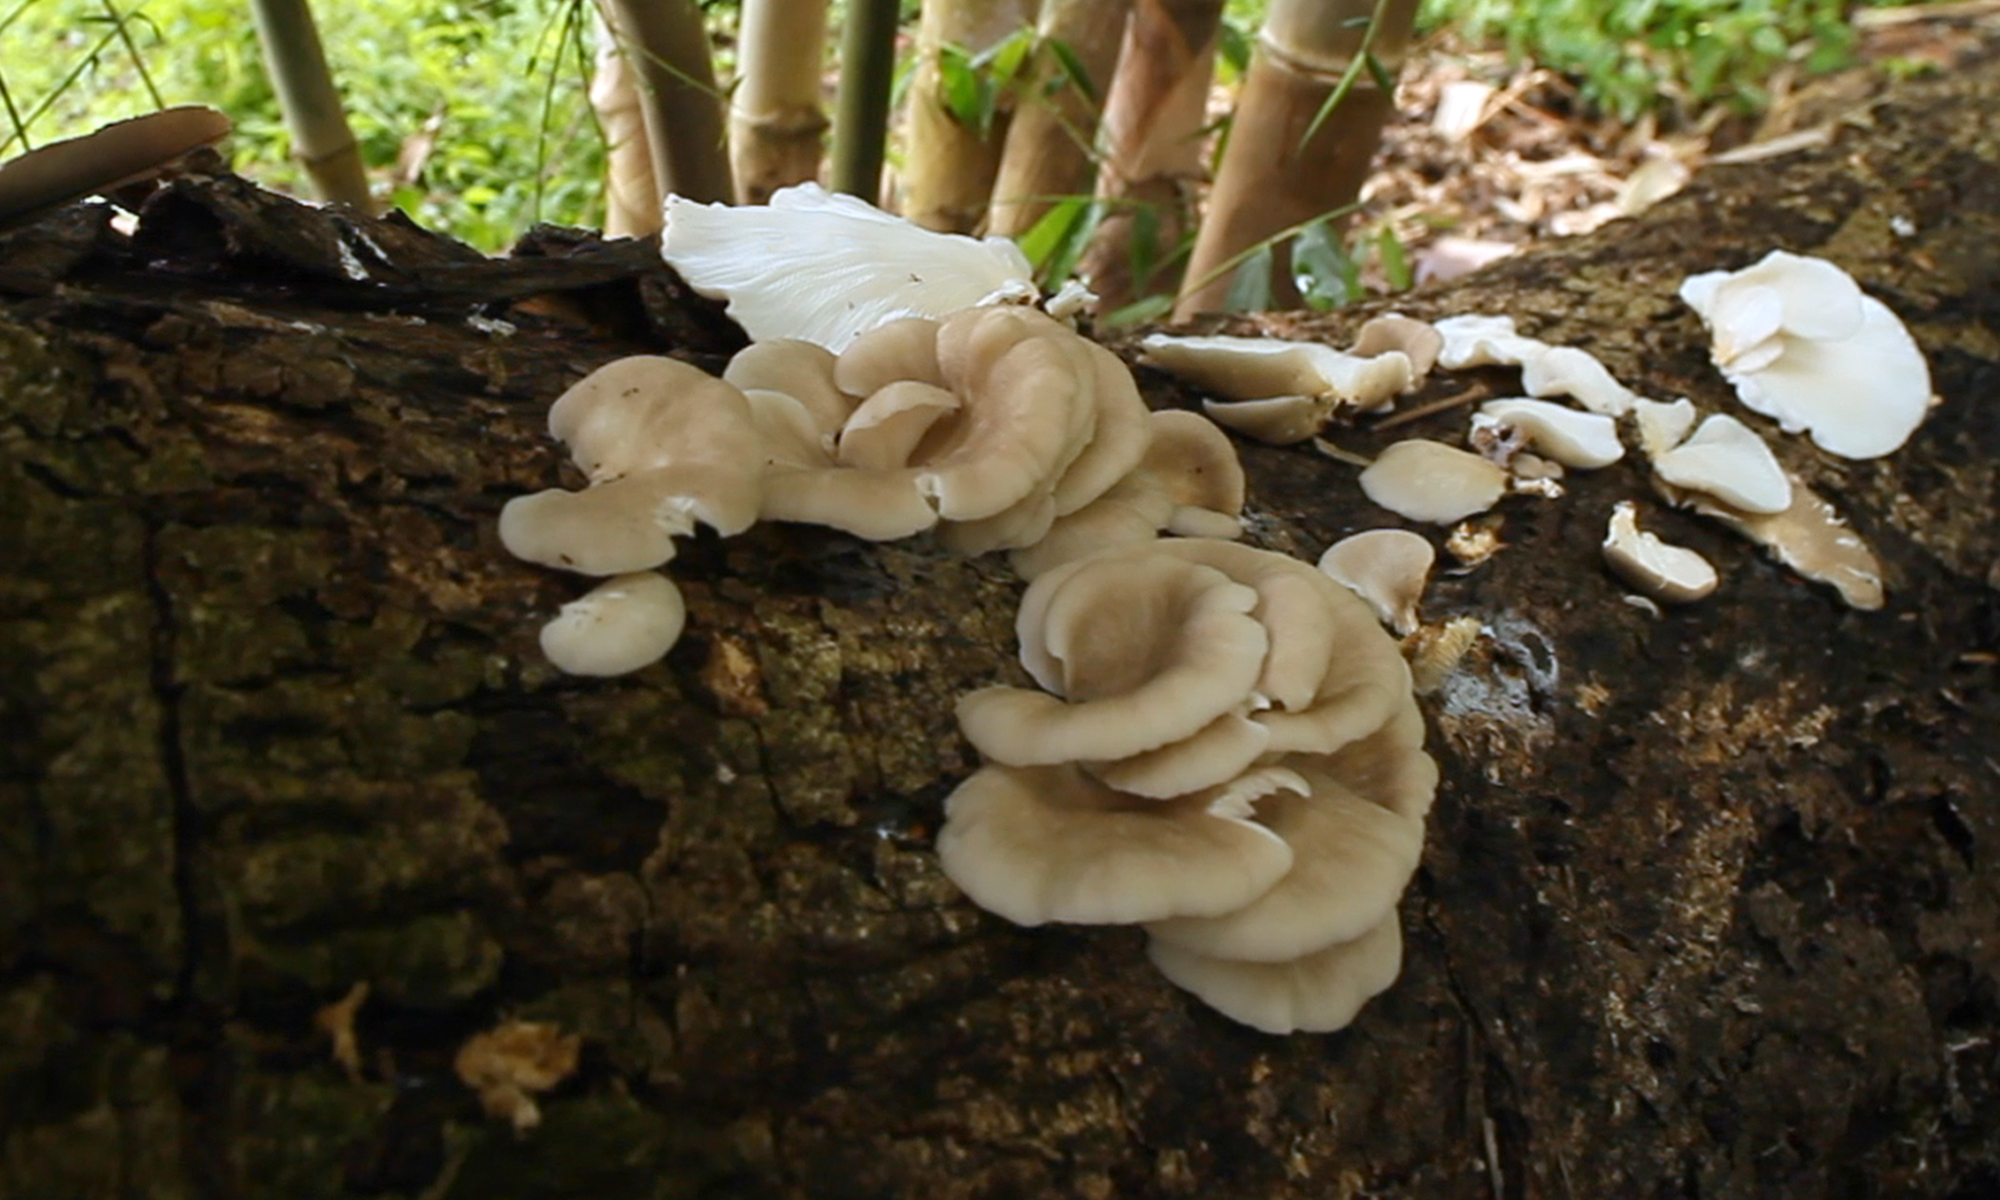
[1099,293,1174,330]
[1222,245,1275,314]
[1045,36,1097,104]
[1376,225,1412,292]
[936,42,987,129]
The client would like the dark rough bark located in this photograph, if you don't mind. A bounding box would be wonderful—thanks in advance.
[3,58,1998,1200]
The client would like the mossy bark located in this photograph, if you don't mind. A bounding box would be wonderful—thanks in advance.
[4,57,2000,1200]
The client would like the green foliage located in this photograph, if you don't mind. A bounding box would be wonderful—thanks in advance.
[1417,0,1928,120]
[0,0,605,250]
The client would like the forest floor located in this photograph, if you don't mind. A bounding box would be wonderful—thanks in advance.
[1363,0,2000,287]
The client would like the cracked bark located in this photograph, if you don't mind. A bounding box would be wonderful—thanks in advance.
[3,55,2000,1200]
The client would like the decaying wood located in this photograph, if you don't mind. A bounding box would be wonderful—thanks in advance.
[2,56,1998,1200]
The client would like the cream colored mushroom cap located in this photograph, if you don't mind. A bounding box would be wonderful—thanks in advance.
[1317,528,1435,635]
[958,554,1270,765]
[1146,772,1424,962]
[832,316,946,398]
[1147,908,1405,1034]
[1359,440,1509,524]
[1652,413,1791,515]
[935,762,1296,927]
[1351,314,1444,376]
[1139,333,1415,410]
[723,339,855,441]
[538,571,686,676]
[1601,501,1718,604]
[500,472,703,575]
[1476,398,1625,468]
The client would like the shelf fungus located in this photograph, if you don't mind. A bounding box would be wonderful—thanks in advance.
[1680,250,1933,459]
[1431,315,1636,415]
[1472,398,1624,470]
[939,540,1435,1034]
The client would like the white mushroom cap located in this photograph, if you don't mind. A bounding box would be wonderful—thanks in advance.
[1601,501,1718,603]
[1317,529,1435,635]
[1431,314,1544,369]
[538,571,686,676]
[1679,250,1932,458]
[1474,398,1625,469]
[935,762,1295,927]
[1652,413,1792,514]
[1631,396,1699,460]
[1359,440,1510,524]
[1146,908,1405,1034]
[661,182,1038,350]
[1146,772,1423,963]
[1517,344,1637,417]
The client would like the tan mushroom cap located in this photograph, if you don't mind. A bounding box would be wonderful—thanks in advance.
[1145,771,1424,962]
[1047,340,1153,516]
[1680,475,1885,610]
[1011,410,1244,578]
[1359,439,1509,525]
[1317,528,1435,635]
[917,307,1099,521]
[832,316,946,397]
[836,380,961,471]
[544,355,765,537]
[538,571,686,676]
[1200,395,1332,446]
[0,105,232,227]
[501,468,749,575]
[1146,908,1406,1034]
[1084,709,1273,799]
[723,339,855,442]
[958,555,1270,766]
[1351,314,1444,377]
[935,762,1295,927]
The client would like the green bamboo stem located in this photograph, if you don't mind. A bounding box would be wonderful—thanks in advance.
[829,0,899,203]
[249,0,374,211]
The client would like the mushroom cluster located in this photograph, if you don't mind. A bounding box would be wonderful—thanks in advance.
[938,539,1436,1034]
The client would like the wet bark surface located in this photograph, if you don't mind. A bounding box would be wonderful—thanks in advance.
[3,59,1998,1200]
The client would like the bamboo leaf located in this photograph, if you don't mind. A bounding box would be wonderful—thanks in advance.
[1045,36,1097,104]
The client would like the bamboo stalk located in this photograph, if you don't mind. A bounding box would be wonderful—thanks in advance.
[730,0,830,204]
[249,0,374,211]
[985,0,1131,238]
[1173,0,1419,319]
[829,0,899,203]
[594,0,733,208]
[901,0,1037,233]
[590,18,663,237]
[1075,0,1221,311]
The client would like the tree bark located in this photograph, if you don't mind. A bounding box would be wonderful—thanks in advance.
[3,53,2000,1199]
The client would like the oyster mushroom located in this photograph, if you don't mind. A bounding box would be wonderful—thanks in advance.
[1679,249,1933,458]
[539,571,688,675]
[1359,440,1510,524]
[1600,502,1718,604]
[1317,529,1435,635]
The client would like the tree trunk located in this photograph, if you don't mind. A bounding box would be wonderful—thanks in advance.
[899,0,1036,232]
[4,54,2000,1199]
[593,0,733,208]
[729,0,830,204]
[985,0,1132,239]
[1075,0,1221,314]
[249,0,374,211]
[1175,0,1420,318]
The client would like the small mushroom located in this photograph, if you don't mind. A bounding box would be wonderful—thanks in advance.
[1431,314,1543,369]
[1680,250,1932,458]
[1651,414,1792,514]
[538,571,687,675]
[1631,396,1698,460]
[1351,314,1444,377]
[1518,345,1637,417]
[1317,529,1434,635]
[1600,502,1718,603]
[1359,440,1510,524]
[724,339,855,444]
[1474,398,1624,468]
